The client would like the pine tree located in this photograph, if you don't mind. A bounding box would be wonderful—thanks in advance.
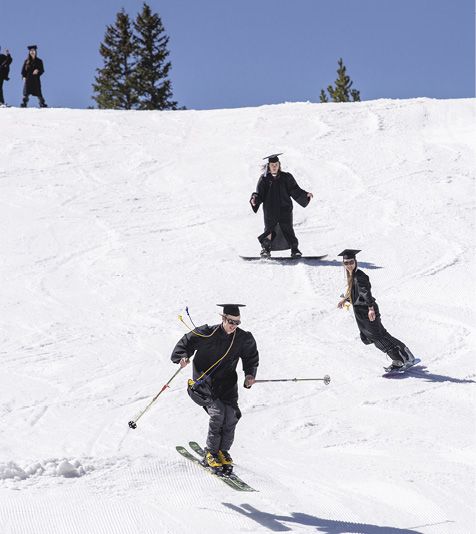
[133,3,177,110]
[320,58,361,103]
[319,89,329,103]
[92,10,138,109]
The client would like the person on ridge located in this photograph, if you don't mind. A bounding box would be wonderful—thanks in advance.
[250,153,313,258]
[21,45,47,108]
[337,249,416,371]
[170,304,259,473]
[0,46,12,107]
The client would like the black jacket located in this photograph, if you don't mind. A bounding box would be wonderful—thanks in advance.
[171,324,259,402]
[350,269,376,308]
[0,53,12,81]
[251,171,309,221]
[21,57,45,96]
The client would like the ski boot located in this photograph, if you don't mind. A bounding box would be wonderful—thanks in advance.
[202,450,223,473]
[291,247,302,258]
[260,238,271,258]
[39,99,48,108]
[218,450,233,475]
[260,247,270,258]
[384,359,405,373]
[400,346,415,365]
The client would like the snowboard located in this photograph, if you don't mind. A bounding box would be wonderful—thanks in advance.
[240,254,327,262]
[383,358,421,376]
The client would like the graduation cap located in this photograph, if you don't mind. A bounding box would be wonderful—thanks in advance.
[263,153,283,163]
[338,249,361,260]
[27,45,38,51]
[217,303,246,316]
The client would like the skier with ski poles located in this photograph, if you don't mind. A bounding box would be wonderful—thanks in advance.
[250,153,313,258]
[337,249,416,372]
[171,304,259,474]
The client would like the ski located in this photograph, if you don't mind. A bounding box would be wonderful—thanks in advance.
[383,358,421,376]
[176,444,256,492]
[188,441,256,492]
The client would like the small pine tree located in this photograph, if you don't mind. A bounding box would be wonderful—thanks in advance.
[319,89,329,103]
[92,10,138,110]
[320,58,361,103]
[133,3,177,110]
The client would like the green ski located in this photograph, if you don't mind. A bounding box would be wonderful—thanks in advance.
[176,444,256,492]
[188,441,256,492]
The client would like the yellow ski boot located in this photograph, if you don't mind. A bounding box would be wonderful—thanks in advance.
[203,451,223,472]
[218,450,233,475]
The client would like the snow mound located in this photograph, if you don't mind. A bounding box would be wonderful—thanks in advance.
[0,458,94,481]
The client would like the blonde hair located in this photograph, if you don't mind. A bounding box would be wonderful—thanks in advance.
[344,261,357,302]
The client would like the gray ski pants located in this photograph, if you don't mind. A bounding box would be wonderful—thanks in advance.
[206,399,241,453]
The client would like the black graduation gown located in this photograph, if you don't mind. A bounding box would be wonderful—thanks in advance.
[350,269,404,354]
[21,57,45,97]
[251,171,310,250]
[0,53,12,81]
[171,324,259,403]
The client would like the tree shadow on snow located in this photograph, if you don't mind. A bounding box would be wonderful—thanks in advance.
[222,503,434,533]
[382,364,476,384]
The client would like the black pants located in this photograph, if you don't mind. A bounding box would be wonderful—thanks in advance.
[259,218,299,251]
[354,305,406,361]
[205,399,241,453]
[22,93,46,106]
[0,78,5,104]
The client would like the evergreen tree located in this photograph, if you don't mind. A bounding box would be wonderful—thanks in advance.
[92,10,138,110]
[320,58,361,103]
[319,89,329,103]
[133,3,177,110]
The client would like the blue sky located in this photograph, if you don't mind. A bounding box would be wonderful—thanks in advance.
[0,0,474,109]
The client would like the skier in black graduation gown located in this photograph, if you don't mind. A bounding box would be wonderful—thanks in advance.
[170,304,259,472]
[21,45,47,108]
[250,154,313,258]
[0,46,12,106]
[337,249,416,371]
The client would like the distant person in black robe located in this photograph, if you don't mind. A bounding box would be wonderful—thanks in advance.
[0,46,12,106]
[171,304,259,473]
[337,249,415,371]
[21,45,47,108]
[250,153,313,258]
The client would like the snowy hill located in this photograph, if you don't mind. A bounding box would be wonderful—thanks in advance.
[0,98,475,534]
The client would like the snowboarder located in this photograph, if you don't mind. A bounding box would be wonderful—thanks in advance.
[250,153,313,258]
[170,304,259,472]
[337,249,415,371]
[0,46,12,107]
[20,45,47,108]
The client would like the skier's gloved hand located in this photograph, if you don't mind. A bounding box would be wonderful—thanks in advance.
[179,357,190,368]
[243,375,255,389]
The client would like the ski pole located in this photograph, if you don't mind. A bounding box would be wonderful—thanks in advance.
[254,375,331,385]
[128,354,193,429]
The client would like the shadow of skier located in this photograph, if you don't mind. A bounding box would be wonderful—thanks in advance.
[222,503,441,533]
[265,259,382,269]
[382,364,476,384]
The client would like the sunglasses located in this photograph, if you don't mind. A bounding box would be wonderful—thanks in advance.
[343,259,355,265]
[222,315,241,326]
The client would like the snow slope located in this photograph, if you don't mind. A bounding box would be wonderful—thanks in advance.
[0,98,475,534]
